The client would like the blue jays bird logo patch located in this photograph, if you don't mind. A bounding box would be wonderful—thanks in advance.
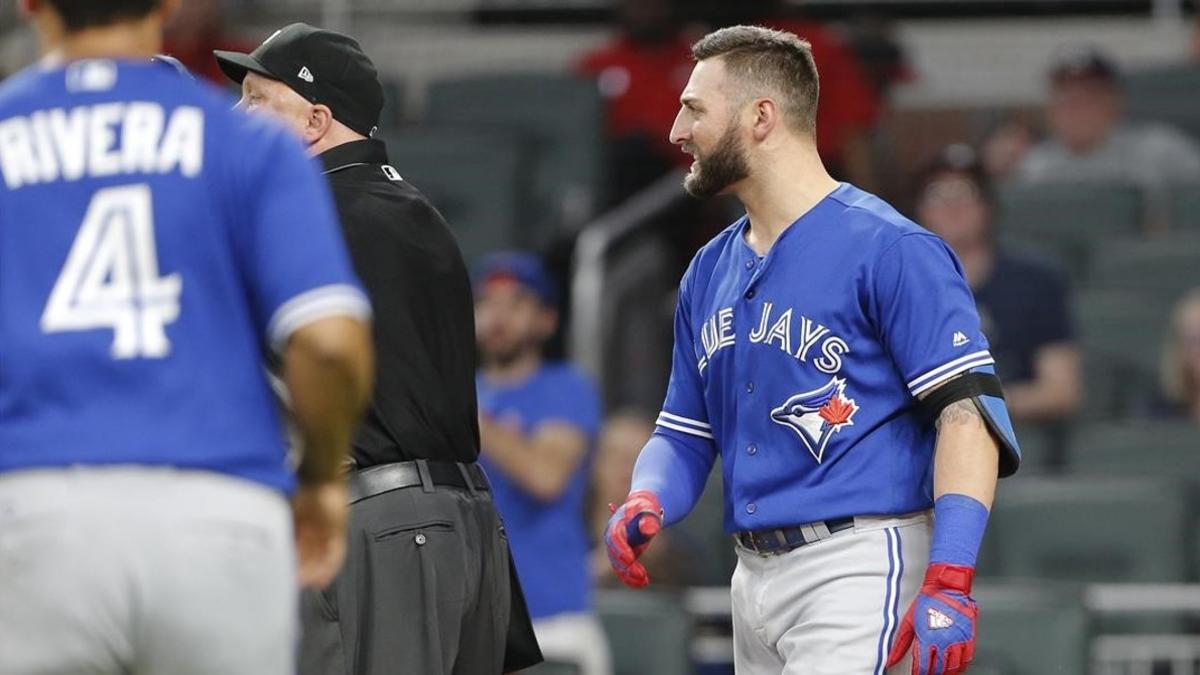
[770,377,859,463]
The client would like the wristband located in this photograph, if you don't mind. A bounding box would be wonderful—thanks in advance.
[929,493,989,567]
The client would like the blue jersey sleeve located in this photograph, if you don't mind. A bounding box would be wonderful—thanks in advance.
[228,119,370,350]
[654,266,716,443]
[872,234,994,398]
[632,262,718,525]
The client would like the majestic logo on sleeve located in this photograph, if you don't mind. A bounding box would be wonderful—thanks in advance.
[770,377,859,463]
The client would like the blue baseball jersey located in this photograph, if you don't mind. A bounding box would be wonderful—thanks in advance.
[477,363,601,620]
[0,59,370,493]
[649,183,999,532]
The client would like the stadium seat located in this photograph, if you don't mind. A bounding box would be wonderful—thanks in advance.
[1067,420,1200,480]
[378,128,530,264]
[971,581,1090,675]
[1075,290,1173,364]
[377,77,406,132]
[595,590,692,675]
[1077,350,1119,420]
[987,476,1189,582]
[525,661,582,675]
[1167,182,1200,232]
[1011,422,1068,472]
[1074,289,1172,415]
[995,182,1143,281]
[1123,65,1200,144]
[426,74,604,246]
[1087,235,1200,304]
[965,668,1008,675]
[673,466,737,587]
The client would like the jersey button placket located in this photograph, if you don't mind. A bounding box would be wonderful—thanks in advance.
[743,255,758,300]
[745,382,754,394]
[746,443,757,455]
[745,503,757,514]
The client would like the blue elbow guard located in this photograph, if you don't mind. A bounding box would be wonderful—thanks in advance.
[921,365,1021,477]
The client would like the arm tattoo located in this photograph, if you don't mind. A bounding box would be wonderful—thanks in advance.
[936,398,983,430]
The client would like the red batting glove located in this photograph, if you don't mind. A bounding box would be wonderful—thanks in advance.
[887,564,978,675]
[603,490,663,588]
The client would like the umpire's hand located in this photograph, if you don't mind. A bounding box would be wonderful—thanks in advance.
[292,481,349,588]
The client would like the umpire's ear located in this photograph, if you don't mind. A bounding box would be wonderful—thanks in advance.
[303,103,335,147]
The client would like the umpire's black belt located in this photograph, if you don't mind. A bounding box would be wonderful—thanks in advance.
[735,517,856,556]
[348,460,489,504]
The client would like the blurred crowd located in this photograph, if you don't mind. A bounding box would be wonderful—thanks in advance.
[5,1,1199,671]
[574,0,907,204]
[487,5,1200,670]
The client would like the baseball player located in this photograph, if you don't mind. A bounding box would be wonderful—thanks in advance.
[604,26,1020,675]
[0,1,373,673]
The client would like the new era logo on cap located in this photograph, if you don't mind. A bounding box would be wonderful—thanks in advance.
[952,331,970,347]
[298,66,314,82]
[927,608,954,630]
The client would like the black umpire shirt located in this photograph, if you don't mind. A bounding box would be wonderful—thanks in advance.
[319,139,480,466]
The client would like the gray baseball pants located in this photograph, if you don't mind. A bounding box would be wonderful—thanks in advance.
[731,511,932,674]
[0,466,296,675]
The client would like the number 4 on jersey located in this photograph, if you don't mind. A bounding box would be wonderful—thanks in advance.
[41,184,182,359]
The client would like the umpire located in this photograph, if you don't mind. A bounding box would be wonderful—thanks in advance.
[215,24,540,674]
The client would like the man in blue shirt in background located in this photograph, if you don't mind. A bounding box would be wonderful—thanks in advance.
[474,252,613,675]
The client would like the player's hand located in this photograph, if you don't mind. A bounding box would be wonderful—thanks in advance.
[887,564,978,675]
[292,481,349,589]
[603,490,663,588]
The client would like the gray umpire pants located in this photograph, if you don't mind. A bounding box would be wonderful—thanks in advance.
[298,481,512,675]
[0,466,297,675]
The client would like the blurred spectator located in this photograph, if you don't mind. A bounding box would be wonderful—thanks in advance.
[1018,46,1200,226]
[918,145,1081,423]
[575,0,696,203]
[752,3,887,190]
[163,0,252,86]
[980,118,1035,181]
[842,14,914,199]
[1156,289,1200,424]
[473,252,612,675]
[1193,14,1200,61]
[575,0,887,199]
[843,14,915,103]
[589,411,699,589]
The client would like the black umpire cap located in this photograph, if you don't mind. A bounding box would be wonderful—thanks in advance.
[214,23,384,137]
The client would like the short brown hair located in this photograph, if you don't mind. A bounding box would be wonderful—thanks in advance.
[45,0,161,32]
[691,25,819,133]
